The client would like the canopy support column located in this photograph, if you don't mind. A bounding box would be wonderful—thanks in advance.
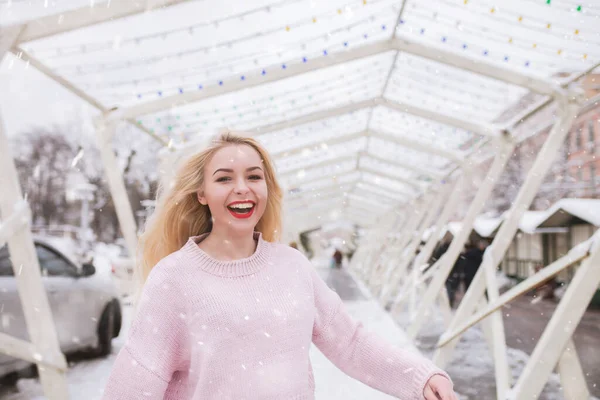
[0,26,68,400]
[94,118,138,259]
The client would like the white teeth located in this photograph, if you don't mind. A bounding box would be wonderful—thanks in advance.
[229,202,254,209]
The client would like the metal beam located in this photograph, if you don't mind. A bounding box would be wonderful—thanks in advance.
[107,41,394,121]
[391,37,562,97]
[271,130,367,158]
[363,151,444,179]
[379,97,499,137]
[358,165,421,191]
[369,129,465,163]
[10,48,168,146]
[285,184,353,206]
[278,155,357,178]
[0,26,69,399]
[354,180,411,200]
[282,171,360,192]
[255,99,378,134]
[14,0,193,44]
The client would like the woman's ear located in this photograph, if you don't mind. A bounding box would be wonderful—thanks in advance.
[197,191,207,205]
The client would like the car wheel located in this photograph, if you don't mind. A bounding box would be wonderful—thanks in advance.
[96,302,116,357]
[111,299,122,339]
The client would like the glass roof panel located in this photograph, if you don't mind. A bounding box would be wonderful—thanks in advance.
[19,0,401,108]
[396,0,600,78]
[370,106,474,151]
[284,170,361,194]
[361,170,416,195]
[359,155,428,188]
[384,53,528,123]
[368,135,451,171]
[278,157,356,188]
[277,136,365,174]
[257,110,370,156]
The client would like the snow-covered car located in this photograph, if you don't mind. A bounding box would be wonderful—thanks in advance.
[0,237,122,378]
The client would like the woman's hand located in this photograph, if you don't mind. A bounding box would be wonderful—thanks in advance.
[424,374,457,400]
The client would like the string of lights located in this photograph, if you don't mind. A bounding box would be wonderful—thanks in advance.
[40,0,396,74]
[391,68,521,105]
[461,0,596,27]
[370,109,474,143]
[137,69,387,132]
[180,85,382,135]
[406,5,598,62]
[396,55,522,94]
[29,0,310,57]
[149,88,379,139]
[91,31,392,103]
[259,116,370,149]
[396,18,568,71]
[71,18,394,92]
[455,0,600,44]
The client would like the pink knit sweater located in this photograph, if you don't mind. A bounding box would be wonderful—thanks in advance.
[103,232,450,399]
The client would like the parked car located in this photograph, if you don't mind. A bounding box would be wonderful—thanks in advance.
[0,237,122,378]
[110,245,134,280]
[110,244,135,297]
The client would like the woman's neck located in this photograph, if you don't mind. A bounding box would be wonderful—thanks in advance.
[198,228,257,261]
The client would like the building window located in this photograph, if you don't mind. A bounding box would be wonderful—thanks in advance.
[592,163,597,185]
[589,120,596,153]
[576,125,583,151]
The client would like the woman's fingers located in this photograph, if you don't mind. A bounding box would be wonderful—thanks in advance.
[423,384,438,400]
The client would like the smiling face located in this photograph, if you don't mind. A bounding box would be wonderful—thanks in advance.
[198,144,268,236]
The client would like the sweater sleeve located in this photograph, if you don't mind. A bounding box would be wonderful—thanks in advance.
[309,266,451,400]
[103,258,189,399]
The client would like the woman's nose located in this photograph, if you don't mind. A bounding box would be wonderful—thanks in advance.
[234,178,250,195]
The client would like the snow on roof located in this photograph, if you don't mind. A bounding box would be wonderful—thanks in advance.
[518,210,547,234]
[536,198,600,228]
[419,197,597,243]
[472,216,503,238]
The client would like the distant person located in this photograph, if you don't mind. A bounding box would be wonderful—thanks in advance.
[332,249,343,269]
[102,132,455,400]
[463,240,488,290]
[432,240,464,308]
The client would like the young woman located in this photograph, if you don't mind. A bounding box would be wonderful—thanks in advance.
[103,132,455,400]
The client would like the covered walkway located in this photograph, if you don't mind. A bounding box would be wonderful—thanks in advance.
[1,0,600,399]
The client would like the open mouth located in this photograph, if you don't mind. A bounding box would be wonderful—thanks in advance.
[227,201,256,219]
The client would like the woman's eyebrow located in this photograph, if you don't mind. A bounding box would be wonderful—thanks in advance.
[213,168,233,176]
[212,166,263,176]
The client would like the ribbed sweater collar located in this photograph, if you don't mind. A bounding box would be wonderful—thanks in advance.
[182,231,271,277]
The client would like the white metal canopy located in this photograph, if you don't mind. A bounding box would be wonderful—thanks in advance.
[4,0,598,233]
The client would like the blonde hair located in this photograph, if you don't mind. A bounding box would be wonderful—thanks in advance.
[138,132,282,283]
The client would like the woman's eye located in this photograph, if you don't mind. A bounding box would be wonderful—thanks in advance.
[248,175,262,180]
[216,176,231,182]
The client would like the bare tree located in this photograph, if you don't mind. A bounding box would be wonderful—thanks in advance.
[12,126,77,226]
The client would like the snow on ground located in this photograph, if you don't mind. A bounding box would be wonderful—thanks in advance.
[389,290,598,400]
[1,305,132,400]
[2,257,595,400]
